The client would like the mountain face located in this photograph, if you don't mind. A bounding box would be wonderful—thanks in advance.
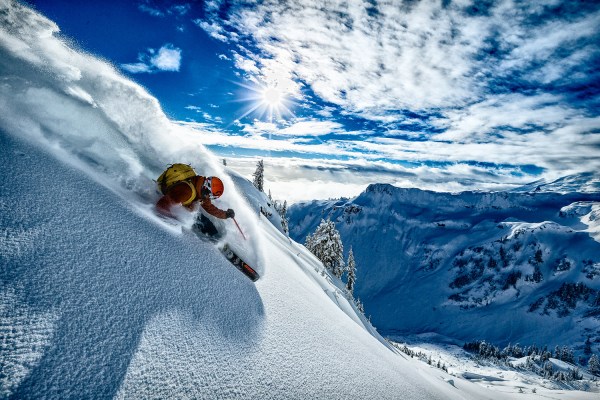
[288,180,600,350]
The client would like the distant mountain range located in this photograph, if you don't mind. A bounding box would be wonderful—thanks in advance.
[288,174,600,353]
[511,172,600,194]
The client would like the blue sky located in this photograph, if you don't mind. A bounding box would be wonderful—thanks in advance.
[28,0,600,202]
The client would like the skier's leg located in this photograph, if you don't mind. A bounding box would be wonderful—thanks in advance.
[193,213,223,241]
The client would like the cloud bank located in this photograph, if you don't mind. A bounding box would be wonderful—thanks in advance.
[187,0,600,200]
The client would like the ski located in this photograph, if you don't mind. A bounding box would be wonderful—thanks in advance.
[220,244,260,282]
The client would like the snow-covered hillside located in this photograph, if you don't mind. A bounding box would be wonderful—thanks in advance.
[0,1,545,399]
[288,182,600,354]
[1,130,450,399]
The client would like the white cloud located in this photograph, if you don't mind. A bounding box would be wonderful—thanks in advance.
[204,1,599,124]
[151,44,181,71]
[231,51,260,74]
[170,4,191,16]
[433,93,576,142]
[120,62,152,74]
[178,113,600,176]
[241,120,278,135]
[121,44,182,74]
[176,105,600,201]
[278,120,343,136]
[138,2,191,18]
[154,0,600,201]
[194,20,229,42]
[219,155,544,204]
[219,0,484,114]
[138,4,164,17]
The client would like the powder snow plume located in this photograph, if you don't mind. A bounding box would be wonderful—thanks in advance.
[0,0,262,254]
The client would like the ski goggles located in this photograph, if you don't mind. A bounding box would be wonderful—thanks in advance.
[203,177,223,199]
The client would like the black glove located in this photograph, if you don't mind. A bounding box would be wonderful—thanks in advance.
[226,209,235,218]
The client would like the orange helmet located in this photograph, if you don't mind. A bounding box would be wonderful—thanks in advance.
[204,176,224,199]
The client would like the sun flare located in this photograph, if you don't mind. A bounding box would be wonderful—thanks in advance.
[233,81,296,123]
[262,87,284,107]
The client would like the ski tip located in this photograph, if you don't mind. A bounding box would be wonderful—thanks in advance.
[219,243,260,282]
[242,263,260,282]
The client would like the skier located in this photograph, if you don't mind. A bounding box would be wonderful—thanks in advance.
[156,164,235,238]
[155,164,258,280]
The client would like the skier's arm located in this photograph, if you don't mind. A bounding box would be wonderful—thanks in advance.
[200,197,229,219]
[156,182,195,216]
[156,195,176,217]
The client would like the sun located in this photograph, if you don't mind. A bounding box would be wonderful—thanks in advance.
[262,87,284,108]
[232,81,296,123]
[255,85,290,121]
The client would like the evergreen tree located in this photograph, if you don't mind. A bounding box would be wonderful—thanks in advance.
[499,246,508,267]
[589,354,600,376]
[562,346,574,363]
[584,337,592,356]
[274,200,289,235]
[346,247,356,294]
[534,249,543,264]
[541,350,551,362]
[543,361,554,378]
[253,159,264,192]
[304,233,314,254]
[305,219,345,277]
[356,298,365,314]
[280,200,289,235]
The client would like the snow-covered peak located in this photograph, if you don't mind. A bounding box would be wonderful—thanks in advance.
[364,183,397,195]
[512,172,600,194]
[289,178,600,351]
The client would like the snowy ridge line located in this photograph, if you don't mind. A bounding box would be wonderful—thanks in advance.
[288,179,600,358]
[511,172,600,194]
[254,188,387,345]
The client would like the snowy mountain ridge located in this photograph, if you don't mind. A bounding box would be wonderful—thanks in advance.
[288,178,600,351]
[511,172,600,194]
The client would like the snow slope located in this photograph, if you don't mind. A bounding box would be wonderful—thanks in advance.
[0,2,532,398]
[288,182,600,353]
[2,131,446,399]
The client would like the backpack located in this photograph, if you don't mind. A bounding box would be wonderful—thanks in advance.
[157,164,198,205]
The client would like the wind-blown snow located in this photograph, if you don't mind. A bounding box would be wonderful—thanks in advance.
[512,173,600,194]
